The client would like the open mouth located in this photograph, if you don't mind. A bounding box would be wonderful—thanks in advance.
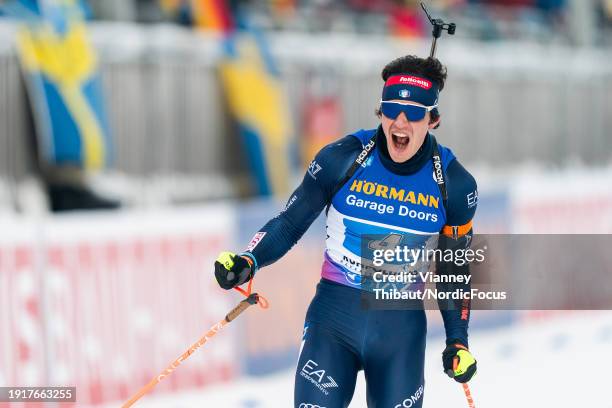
[392,133,410,151]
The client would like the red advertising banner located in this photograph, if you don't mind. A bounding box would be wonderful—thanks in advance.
[0,207,237,406]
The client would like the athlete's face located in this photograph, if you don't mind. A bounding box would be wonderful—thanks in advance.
[381,100,441,163]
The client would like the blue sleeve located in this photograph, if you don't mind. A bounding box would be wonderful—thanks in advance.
[437,158,478,347]
[445,158,478,227]
[242,135,362,269]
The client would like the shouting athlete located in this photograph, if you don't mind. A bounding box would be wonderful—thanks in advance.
[214,55,478,407]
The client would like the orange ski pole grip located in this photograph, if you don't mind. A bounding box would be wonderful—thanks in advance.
[226,293,260,321]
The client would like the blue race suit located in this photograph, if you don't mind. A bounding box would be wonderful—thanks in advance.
[242,126,477,408]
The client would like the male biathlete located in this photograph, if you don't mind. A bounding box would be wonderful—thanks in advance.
[214,55,478,408]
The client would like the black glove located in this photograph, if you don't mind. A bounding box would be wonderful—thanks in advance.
[442,342,477,383]
[214,251,254,290]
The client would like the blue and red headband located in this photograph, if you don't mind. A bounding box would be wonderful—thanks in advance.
[381,74,440,107]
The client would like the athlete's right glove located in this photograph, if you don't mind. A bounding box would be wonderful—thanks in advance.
[214,251,254,290]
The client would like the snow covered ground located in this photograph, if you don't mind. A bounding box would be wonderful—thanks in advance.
[107,311,612,408]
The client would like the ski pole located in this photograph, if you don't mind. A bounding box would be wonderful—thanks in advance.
[453,357,476,408]
[122,286,268,408]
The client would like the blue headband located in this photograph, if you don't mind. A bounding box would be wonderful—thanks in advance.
[381,74,440,107]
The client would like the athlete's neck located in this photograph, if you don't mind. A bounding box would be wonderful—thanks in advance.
[375,126,433,175]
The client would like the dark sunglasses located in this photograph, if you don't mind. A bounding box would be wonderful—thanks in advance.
[380,100,438,121]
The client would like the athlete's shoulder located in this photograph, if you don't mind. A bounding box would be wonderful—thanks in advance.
[350,128,377,145]
[432,136,457,170]
[430,137,476,226]
[315,132,364,161]
[444,156,478,226]
[307,131,369,187]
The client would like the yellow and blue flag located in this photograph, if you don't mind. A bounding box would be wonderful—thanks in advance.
[3,0,111,170]
[219,25,294,196]
[158,1,294,195]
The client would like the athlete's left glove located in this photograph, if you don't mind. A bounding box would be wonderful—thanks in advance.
[442,343,477,383]
[214,251,254,290]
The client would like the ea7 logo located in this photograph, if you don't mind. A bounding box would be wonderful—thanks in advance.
[467,190,478,208]
[321,377,338,388]
[300,360,338,395]
[308,160,322,179]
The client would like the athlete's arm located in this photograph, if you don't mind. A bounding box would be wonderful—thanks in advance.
[241,136,361,270]
[436,158,478,347]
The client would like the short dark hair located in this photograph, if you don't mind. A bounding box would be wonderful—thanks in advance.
[381,55,447,90]
[376,55,447,127]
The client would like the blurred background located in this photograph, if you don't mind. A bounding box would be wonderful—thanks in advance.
[0,0,611,407]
